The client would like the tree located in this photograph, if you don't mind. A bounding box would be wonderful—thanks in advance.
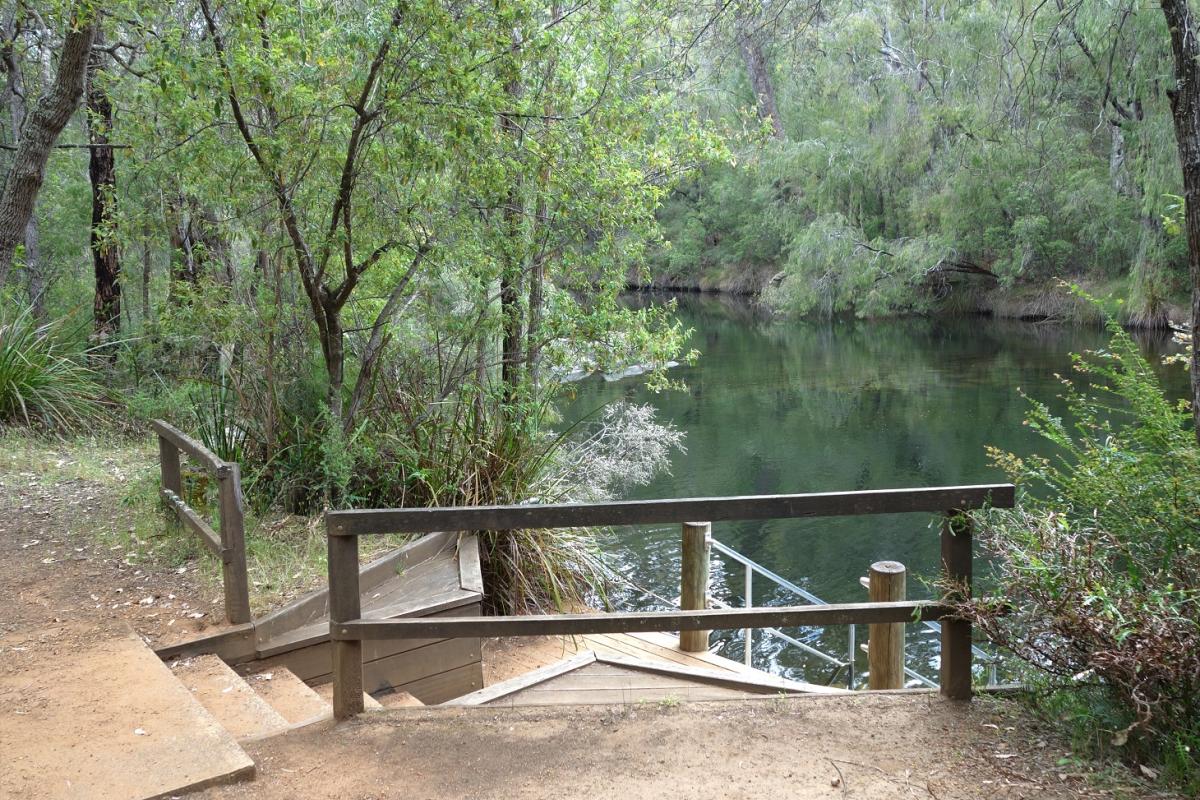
[1,7,44,318]
[1159,0,1200,443]
[0,8,94,287]
[87,36,120,343]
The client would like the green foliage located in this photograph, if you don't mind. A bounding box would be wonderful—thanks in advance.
[0,307,103,432]
[658,2,1189,321]
[965,323,1200,791]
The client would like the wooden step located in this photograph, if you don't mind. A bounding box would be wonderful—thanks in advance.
[313,682,384,711]
[245,666,330,725]
[171,654,290,741]
[378,690,425,708]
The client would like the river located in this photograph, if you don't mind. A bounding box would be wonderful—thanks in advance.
[561,292,1189,687]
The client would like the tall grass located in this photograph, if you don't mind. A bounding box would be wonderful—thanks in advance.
[0,308,104,432]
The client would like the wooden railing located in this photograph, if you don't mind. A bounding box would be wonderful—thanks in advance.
[152,419,251,625]
[325,484,1015,718]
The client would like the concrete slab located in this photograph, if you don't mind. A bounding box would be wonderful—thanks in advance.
[172,655,289,740]
[0,630,254,800]
[244,667,329,724]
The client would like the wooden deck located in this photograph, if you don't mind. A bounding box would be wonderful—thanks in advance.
[483,630,843,694]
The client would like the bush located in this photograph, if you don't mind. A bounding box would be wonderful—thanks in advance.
[0,308,103,432]
[963,322,1199,791]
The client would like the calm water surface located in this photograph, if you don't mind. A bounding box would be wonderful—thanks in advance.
[561,292,1188,687]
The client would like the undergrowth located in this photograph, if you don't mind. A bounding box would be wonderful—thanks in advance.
[961,321,1200,793]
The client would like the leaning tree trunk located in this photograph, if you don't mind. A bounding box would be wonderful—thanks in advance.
[87,41,120,343]
[0,15,95,287]
[1161,0,1200,444]
[2,10,46,320]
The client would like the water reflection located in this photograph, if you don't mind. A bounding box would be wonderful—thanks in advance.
[562,293,1188,686]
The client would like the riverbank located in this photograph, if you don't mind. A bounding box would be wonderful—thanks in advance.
[627,273,1191,329]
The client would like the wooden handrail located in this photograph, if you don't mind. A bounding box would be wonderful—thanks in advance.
[150,419,227,474]
[153,419,251,625]
[326,484,1015,536]
[331,601,949,641]
[326,487,1011,719]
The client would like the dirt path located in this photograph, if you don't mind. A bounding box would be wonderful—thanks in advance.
[0,437,1180,800]
[195,694,1175,800]
[0,438,224,678]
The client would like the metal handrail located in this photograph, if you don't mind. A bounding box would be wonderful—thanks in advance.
[709,537,998,689]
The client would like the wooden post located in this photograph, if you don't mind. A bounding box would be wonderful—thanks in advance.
[328,523,364,719]
[158,435,182,497]
[216,463,252,625]
[679,521,711,652]
[940,510,973,700]
[867,560,905,690]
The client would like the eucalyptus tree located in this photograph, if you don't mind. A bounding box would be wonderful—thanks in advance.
[1159,0,1200,442]
[0,2,95,291]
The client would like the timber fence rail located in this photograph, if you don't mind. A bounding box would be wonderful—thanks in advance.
[325,483,1015,719]
[153,419,251,625]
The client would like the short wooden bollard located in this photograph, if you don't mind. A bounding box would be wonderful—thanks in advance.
[679,521,711,652]
[867,560,906,690]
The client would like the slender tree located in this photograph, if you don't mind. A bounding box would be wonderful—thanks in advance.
[1160,0,1200,443]
[87,36,120,342]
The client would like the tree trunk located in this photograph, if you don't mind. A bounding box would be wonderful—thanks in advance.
[526,1,561,390]
[2,11,45,320]
[735,15,785,140]
[499,35,524,399]
[0,14,95,287]
[87,41,120,343]
[1161,0,1200,444]
[141,227,152,323]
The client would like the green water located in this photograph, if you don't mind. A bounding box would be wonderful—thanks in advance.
[561,292,1189,687]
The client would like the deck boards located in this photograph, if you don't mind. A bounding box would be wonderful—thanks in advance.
[459,650,840,707]
[483,631,842,694]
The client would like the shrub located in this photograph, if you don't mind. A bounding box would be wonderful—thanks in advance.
[962,322,1199,791]
[0,308,103,432]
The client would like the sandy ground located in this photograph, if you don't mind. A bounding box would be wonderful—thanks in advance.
[0,448,225,679]
[194,694,1178,800]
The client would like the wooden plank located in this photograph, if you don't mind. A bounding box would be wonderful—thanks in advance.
[362,637,482,694]
[940,510,973,701]
[445,652,598,706]
[578,634,703,670]
[158,434,182,495]
[217,464,252,625]
[458,533,484,594]
[252,533,462,646]
[501,684,759,706]
[256,590,479,659]
[400,661,485,704]
[162,489,222,555]
[257,604,482,683]
[679,522,711,652]
[328,532,364,719]
[326,484,1015,536]
[155,622,257,663]
[336,601,950,641]
[151,419,226,474]
[591,653,845,694]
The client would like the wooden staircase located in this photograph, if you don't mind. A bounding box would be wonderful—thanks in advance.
[169,654,397,743]
[156,530,485,704]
